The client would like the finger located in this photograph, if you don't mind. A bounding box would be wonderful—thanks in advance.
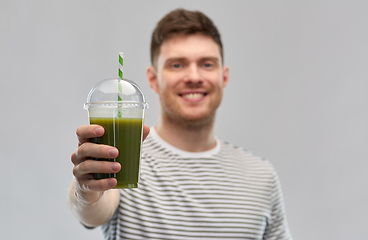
[71,143,119,165]
[76,125,105,146]
[78,178,118,193]
[142,125,150,142]
[73,160,121,177]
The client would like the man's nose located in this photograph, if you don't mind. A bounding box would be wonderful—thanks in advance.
[184,64,203,84]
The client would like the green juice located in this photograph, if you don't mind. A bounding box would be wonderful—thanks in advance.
[90,117,143,188]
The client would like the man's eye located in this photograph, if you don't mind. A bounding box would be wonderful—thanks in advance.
[203,63,213,68]
[172,64,182,68]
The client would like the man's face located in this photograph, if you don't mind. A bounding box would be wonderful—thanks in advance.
[147,34,229,128]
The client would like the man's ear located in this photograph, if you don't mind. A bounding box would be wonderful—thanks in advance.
[222,65,229,88]
[146,66,159,94]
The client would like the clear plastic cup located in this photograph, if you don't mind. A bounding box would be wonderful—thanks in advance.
[84,78,148,188]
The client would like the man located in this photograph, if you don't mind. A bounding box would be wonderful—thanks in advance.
[68,9,292,239]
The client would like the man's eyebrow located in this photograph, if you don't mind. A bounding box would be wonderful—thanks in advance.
[165,57,187,63]
[165,57,220,63]
[200,57,219,62]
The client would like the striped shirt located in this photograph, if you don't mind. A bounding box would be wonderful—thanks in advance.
[101,128,292,240]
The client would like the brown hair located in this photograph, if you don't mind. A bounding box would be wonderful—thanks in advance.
[150,8,223,67]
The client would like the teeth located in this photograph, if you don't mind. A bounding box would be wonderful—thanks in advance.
[183,93,203,99]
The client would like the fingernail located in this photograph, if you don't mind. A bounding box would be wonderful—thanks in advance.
[111,162,120,171]
[108,148,118,157]
[107,178,116,187]
[94,127,104,136]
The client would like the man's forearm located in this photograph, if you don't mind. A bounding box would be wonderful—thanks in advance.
[68,179,120,227]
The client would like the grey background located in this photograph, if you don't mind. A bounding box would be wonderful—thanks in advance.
[1,0,367,239]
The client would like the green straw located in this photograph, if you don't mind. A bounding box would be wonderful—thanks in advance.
[117,52,124,118]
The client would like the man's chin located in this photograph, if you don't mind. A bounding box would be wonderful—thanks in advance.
[175,113,215,129]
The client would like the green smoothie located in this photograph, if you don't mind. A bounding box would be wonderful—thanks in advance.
[90,117,143,188]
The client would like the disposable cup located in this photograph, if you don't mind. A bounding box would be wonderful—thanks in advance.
[84,78,148,188]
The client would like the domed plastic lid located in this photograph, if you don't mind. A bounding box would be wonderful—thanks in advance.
[84,78,148,109]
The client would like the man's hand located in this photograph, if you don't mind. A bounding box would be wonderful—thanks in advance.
[70,124,150,204]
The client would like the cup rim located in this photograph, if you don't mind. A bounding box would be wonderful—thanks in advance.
[84,101,148,109]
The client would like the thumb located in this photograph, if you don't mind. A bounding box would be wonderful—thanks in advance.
[142,125,150,142]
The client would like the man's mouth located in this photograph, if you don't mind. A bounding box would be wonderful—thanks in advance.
[179,93,206,99]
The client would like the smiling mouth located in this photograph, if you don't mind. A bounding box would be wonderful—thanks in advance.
[179,93,207,99]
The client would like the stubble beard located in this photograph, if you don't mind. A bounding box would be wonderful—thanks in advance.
[159,92,222,132]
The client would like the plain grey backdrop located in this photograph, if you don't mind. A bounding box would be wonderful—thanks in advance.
[1,0,367,239]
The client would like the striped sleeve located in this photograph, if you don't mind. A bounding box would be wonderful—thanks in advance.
[263,169,293,240]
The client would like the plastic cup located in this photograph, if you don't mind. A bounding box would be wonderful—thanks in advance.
[84,78,148,188]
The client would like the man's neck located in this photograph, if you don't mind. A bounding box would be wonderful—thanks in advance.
[155,116,217,152]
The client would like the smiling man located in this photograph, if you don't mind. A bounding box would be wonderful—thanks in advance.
[68,9,292,240]
[147,33,228,152]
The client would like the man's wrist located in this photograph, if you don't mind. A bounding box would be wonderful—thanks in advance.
[74,186,104,205]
